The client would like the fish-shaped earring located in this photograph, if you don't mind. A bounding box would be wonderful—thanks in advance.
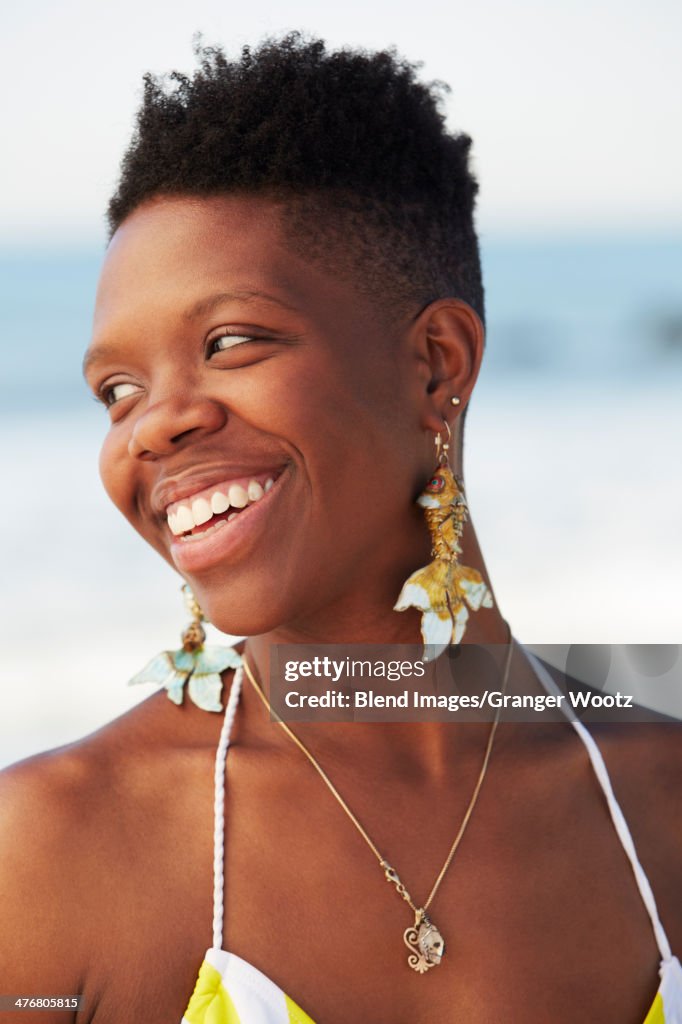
[128,584,242,711]
[394,419,493,659]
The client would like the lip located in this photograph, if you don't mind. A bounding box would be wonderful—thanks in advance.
[169,463,291,574]
[151,462,288,516]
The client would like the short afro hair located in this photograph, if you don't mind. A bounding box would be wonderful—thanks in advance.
[108,33,485,326]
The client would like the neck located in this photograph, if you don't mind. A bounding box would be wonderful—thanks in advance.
[238,518,517,779]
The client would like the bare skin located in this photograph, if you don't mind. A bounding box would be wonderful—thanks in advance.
[0,195,680,1024]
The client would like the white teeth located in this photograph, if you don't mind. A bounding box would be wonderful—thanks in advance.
[228,483,248,508]
[178,519,229,542]
[176,505,194,533]
[169,473,279,536]
[211,491,230,515]
[201,519,227,536]
[227,512,238,521]
[191,497,212,526]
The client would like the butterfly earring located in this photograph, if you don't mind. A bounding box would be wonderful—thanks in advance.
[128,584,242,711]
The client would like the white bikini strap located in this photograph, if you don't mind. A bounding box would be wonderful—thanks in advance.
[523,646,673,963]
[212,663,244,950]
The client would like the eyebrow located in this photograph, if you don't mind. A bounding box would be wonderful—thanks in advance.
[183,289,298,321]
[82,343,121,381]
[82,288,298,381]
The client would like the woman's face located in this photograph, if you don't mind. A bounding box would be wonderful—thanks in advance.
[85,194,433,636]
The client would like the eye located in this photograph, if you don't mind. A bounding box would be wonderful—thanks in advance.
[207,332,254,355]
[100,381,142,407]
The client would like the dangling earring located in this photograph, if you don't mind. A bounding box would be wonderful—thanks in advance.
[128,584,241,711]
[394,417,493,660]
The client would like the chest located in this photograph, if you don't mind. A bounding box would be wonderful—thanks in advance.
[81,745,671,1024]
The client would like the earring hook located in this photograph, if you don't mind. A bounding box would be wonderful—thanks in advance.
[435,419,452,466]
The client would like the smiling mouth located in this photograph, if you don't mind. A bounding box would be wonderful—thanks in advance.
[166,471,279,541]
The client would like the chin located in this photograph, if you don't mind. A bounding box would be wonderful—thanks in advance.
[208,606,281,640]
[191,571,306,640]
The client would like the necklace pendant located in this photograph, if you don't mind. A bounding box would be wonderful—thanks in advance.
[403,909,446,973]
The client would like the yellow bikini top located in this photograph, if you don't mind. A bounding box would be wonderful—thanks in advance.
[181,652,682,1024]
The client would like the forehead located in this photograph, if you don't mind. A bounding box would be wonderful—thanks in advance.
[95,192,296,317]
[93,193,360,334]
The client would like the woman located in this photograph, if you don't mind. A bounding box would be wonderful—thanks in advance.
[1,34,680,1024]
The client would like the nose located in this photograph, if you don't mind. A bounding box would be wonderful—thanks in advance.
[128,393,228,459]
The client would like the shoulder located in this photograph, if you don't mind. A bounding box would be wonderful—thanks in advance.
[0,692,162,838]
[587,720,682,950]
[0,739,96,1005]
[0,701,151,916]
[536,655,682,826]
[589,719,682,807]
[0,688,219,983]
[0,729,110,874]
[0,685,222,849]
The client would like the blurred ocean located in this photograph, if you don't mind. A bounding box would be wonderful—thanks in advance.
[1,235,681,767]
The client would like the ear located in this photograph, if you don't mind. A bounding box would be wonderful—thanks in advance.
[410,299,485,435]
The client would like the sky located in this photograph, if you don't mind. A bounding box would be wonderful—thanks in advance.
[2,0,681,244]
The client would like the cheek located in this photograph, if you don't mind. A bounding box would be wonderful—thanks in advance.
[98,429,136,520]
[253,345,399,458]
[252,356,412,547]
[99,432,171,564]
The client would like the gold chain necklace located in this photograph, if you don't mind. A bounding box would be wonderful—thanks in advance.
[240,628,513,974]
